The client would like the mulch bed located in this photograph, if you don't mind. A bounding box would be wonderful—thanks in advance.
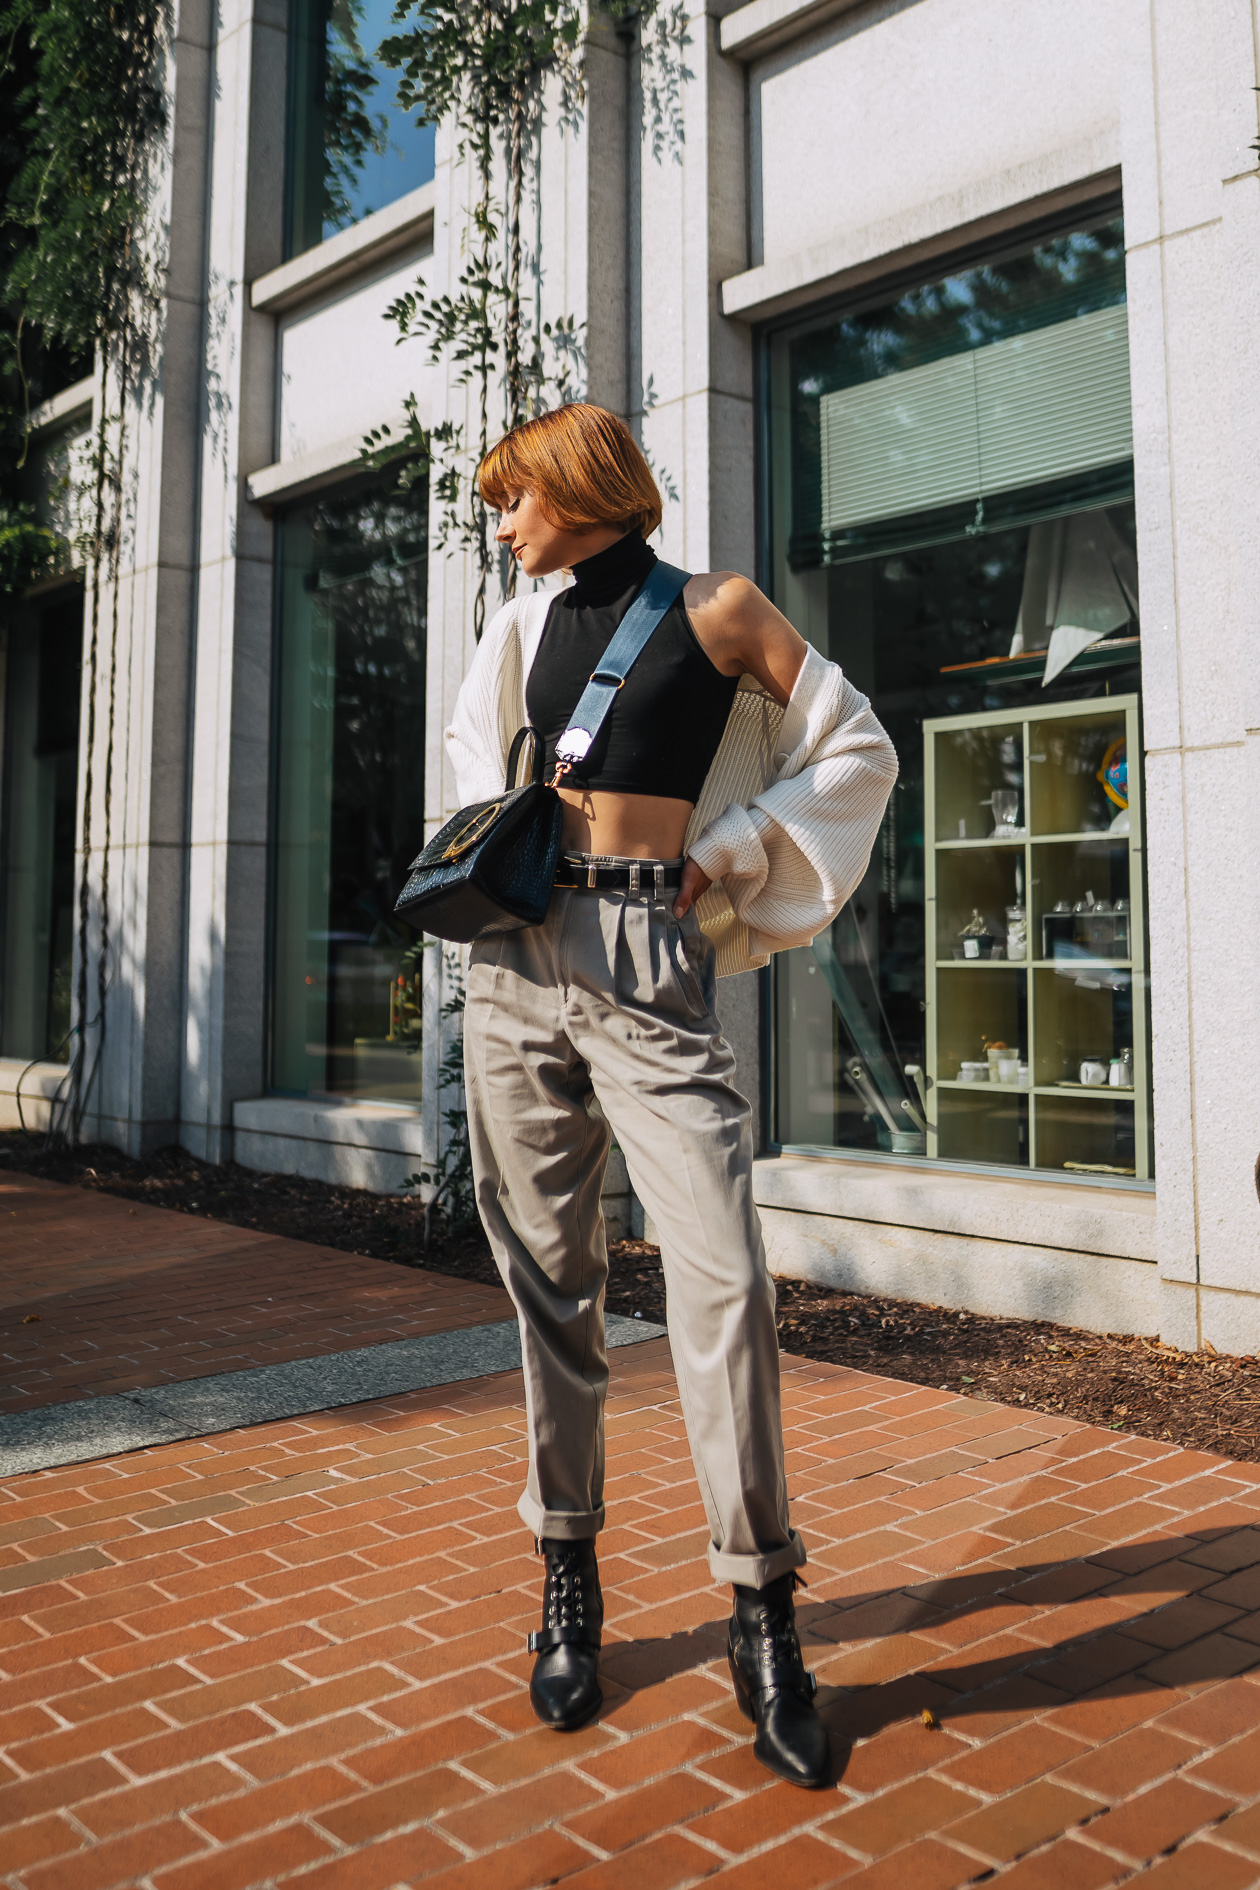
[4,1129,1258,1465]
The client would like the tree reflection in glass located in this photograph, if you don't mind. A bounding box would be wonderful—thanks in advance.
[272,479,429,1101]
[287,0,436,257]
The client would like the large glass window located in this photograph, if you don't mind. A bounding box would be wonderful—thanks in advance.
[0,592,83,1063]
[286,0,436,258]
[765,212,1153,1181]
[271,478,428,1103]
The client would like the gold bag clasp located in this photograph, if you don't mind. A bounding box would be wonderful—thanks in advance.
[442,802,502,862]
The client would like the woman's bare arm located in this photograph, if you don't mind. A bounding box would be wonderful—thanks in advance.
[673,574,809,916]
[684,572,809,706]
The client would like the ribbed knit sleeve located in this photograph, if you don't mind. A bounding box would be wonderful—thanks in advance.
[444,600,521,805]
[687,801,769,891]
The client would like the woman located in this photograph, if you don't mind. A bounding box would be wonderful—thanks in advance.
[446,403,896,1789]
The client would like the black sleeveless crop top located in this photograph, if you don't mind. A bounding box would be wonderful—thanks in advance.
[525,533,739,804]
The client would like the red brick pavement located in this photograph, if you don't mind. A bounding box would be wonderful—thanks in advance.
[3,1181,1260,1888]
[0,1174,508,1413]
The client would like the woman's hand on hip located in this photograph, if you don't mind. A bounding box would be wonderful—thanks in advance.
[673,859,712,920]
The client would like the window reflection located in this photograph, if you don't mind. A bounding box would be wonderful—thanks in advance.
[271,479,428,1103]
[287,0,435,258]
[765,213,1152,1178]
[0,593,83,1064]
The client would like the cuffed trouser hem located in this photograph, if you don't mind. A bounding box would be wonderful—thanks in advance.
[708,1527,807,1590]
[518,1491,605,1541]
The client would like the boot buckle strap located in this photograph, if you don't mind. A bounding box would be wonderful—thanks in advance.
[751,1663,817,1702]
[527,1624,603,1655]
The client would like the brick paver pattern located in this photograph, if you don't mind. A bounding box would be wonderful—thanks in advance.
[1,1175,508,1412]
[3,1178,1260,1888]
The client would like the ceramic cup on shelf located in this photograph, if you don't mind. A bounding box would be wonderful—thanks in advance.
[1079,1058,1109,1086]
[997,1053,1020,1084]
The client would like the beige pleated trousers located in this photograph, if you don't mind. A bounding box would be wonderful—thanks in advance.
[464,881,806,1588]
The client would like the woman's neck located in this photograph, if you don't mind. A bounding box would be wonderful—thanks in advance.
[567,531,655,605]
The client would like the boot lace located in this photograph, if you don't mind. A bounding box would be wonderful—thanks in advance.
[753,1603,804,1672]
[544,1544,590,1631]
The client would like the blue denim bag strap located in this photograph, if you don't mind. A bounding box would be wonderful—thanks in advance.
[552,561,690,775]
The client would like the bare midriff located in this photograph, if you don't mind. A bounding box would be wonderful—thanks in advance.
[558,788,693,860]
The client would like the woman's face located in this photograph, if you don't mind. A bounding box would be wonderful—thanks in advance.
[494,489,624,578]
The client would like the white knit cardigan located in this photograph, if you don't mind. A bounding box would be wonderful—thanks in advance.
[444,588,899,977]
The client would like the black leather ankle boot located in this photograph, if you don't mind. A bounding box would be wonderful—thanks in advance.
[527,1538,603,1732]
[728,1571,829,1788]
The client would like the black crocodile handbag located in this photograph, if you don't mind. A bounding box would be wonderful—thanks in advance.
[395,561,690,943]
[393,728,561,943]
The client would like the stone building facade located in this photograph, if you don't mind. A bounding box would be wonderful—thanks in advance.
[3,0,1258,1353]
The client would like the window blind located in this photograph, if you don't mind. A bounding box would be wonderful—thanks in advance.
[820,305,1132,535]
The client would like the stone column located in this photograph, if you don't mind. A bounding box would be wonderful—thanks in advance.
[1126,0,1260,1349]
[178,0,287,1162]
[76,0,215,1154]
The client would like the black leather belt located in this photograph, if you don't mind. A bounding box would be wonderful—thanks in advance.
[554,856,683,895]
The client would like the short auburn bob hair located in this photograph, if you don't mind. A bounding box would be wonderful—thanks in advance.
[478,403,662,540]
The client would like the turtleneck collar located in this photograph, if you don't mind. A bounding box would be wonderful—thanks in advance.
[567,530,656,605]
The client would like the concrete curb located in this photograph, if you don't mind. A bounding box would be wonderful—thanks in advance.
[0,1313,667,1477]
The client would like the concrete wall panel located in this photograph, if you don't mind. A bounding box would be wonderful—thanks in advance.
[277,247,437,460]
[751,0,1123,269]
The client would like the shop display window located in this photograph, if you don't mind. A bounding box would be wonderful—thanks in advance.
[270,477,427,1102]
[763,209,1152,1180]
[0,592,83,1063]
[286,0,435,258]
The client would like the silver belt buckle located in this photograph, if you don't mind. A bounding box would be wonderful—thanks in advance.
[654,863,664,899]
[629,861,640,895]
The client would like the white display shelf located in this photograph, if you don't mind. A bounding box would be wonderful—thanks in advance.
[933,958,1134,971]
[924,693,1150,1179]
[936,829,1131,850]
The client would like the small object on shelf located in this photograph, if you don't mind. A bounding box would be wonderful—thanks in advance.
[1110,1047,1134,1089]
[960,908,995,959]
[1073,893,1131,960]
[1017,1061,1030,1089]
[997,1052,1020,1084]
[958,1061,989,1083]
[1043,894,1131,962]
[984,789,1023,837]
[1095,735,1131,835]
[1080,1058,1109,1087]
[1005,904,1027,961]
[1098,737,1128,818]
[984,1040,1007,1080]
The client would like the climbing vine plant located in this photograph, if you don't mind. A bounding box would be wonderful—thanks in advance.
[356,2,689,1228]
[0,0,170,1136]
[363,0,690,642]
